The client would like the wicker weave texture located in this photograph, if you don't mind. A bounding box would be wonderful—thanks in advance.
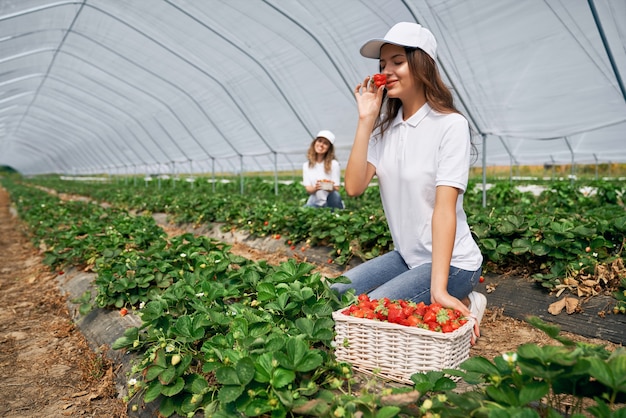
[332,309,473,384]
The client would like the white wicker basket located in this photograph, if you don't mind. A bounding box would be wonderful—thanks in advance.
[332,309,473,384]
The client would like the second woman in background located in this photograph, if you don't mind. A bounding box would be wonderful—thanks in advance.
[302,130,344,209]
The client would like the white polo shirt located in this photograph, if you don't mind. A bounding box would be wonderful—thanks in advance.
[302,160,341,206]
[367,103,483,270]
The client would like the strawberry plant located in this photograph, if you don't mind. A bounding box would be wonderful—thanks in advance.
[3,176,626,417]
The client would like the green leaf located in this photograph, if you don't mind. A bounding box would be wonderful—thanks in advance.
[375,406,402,418]
[217,384,245,403]
[215,357,255,386]
[143,379,163,403]
[271,367,296,389]
[275,338,322,372]
[588,350,626,392]
[526,316,561,340]
[158,396,176,417]
[158,366,177,385]
[188,374,209,393]
[518,381,550,405]
[256,282,276,301]
[531,242,550,256]
[481,238,497,251]
[511,238,532,254]
[243,399,274,417]
[145,365,165,381]
[254,352,273,383]
[460,356,500,375]
[485,384,520,406]
[161,377,185,397]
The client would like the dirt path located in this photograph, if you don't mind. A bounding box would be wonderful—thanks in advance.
[0,187,127,418]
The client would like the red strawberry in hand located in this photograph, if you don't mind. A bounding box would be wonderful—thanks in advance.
[372,73,387,87]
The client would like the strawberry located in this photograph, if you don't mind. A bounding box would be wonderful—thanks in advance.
[429,303,443,313]
[372,73,387,87]
[357,294,370,303]
[427,321,440,332]
[405,314,423,327]
[387,304,404,324]
[423,309,436,323]
[414,301,427,316]
[120,307,128,316]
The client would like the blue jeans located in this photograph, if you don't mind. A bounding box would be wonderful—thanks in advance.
[305,190,344,209]
[332,250,481,303]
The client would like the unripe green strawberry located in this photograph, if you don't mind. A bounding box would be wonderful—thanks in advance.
[171,354,181,366]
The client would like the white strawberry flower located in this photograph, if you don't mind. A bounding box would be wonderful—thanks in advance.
[503,352,518,364]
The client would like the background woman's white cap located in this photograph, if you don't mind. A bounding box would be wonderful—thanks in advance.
[360,22,437,61]
[315,130,335,145]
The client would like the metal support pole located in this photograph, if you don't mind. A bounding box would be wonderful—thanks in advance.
[481,134,487,208]
[273,152,278,196]
[240,156,244,195]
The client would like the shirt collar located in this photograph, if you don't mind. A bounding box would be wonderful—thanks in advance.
[391,102,433,128]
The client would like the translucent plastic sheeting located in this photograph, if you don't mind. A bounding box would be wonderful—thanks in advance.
[0,0,624,175]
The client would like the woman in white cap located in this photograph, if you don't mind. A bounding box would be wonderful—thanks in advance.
[302,130,344,209]
[335,22,486,341]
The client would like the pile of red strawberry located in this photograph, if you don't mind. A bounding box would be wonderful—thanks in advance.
[341,294,469,333]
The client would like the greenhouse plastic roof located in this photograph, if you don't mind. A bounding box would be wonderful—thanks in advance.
[0,0,625,176]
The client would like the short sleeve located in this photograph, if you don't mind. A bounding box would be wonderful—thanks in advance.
[435,116,470,193]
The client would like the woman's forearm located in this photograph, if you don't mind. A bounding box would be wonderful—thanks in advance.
[344,118,376,196]
[430,186,458,300]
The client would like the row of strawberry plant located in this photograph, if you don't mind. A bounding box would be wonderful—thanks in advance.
[25,175,626,294]
[3,176,625,417]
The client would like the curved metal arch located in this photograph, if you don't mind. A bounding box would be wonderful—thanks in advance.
[0,1,80,23]
[400,0,486,137]
[61,33,233,160]
[18,102,121,170]
[10,139,70,173]
[44,72,186,163]
[166,0,323,135]
[7,73,167,169]
[21,78,149,168]
[0,57,187,169]
[55,47,219,160]
[0,2,243,159]
[14,120,97,172]
[82,2,278,154]
[150,117,194,162]
[10,1,86,138]
[0,34,225,164]
[36,83,173,168]
[260,0,356,100]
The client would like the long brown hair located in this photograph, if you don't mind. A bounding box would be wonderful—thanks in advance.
[306,138,336,173]
[374,47,460,137]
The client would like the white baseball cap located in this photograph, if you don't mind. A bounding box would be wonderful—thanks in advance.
[315,130,335,145]
[360,22,437,61]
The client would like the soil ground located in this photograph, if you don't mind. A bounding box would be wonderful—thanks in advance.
[0,188,127,417]
[0,186,622,417]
